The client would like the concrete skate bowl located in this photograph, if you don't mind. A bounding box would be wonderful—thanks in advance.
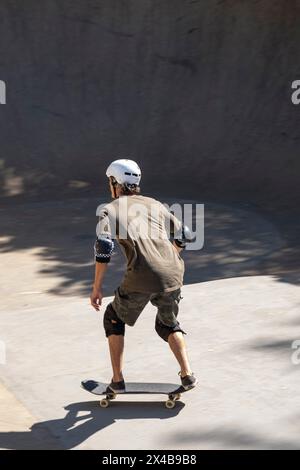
[0,0,300,207]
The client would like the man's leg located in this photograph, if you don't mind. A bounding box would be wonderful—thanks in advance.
[153,289,197,387]
[168,331,192,377]
[108,334,124,382]
[104,288,149,386]
[103,304,126,386]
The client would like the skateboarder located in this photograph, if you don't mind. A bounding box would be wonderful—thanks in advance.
[90,159,197,393]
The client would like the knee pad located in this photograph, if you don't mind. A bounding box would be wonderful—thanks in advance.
[155,317,186,343]
[103,303,125,337]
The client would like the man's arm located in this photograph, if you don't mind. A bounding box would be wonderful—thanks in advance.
[173,225,194,251]
[160,203,194,253]
[90,262,109,311]
[90,209,114,311]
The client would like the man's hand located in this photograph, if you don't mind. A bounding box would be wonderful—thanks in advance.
[90,287,103,311]
[90,262,108,311]
[173,240,183,253]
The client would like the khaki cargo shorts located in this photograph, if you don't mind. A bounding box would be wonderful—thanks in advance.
[103,286,186,342]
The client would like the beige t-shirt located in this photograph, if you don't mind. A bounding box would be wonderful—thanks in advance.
[97,195,185,293]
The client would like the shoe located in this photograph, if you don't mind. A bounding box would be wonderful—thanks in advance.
[107,379,126,394]
[179,372,198,390]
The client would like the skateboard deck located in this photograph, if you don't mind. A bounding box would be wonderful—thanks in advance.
[81,379,191,408]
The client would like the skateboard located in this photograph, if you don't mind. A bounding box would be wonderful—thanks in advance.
[81,379,192,409]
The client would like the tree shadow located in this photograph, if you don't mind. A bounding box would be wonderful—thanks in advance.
[0,197,299,301]
[244,337,299,374]
[0,400,185,450]
[165,424,300,449]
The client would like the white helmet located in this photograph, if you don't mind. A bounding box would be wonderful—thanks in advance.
[106,159,141,186]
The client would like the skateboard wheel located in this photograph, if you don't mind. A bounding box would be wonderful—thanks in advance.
[100,399,110,408]
[165,399,176,409]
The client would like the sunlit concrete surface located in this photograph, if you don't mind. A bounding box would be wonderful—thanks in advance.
[0,198,300,449]
[0,382,62,450]
[0,278,300,450]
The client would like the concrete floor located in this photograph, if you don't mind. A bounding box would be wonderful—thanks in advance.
[0,198,300,449]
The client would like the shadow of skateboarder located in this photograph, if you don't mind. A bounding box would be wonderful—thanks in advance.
[0,400,185,450]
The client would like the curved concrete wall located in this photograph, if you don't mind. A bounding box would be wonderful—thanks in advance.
[0,1,299,204]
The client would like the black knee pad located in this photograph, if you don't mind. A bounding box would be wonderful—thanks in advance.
[103,303,125,337]
[155,317,186,343]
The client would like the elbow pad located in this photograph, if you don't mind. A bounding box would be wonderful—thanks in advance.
[174,225,194,249]
[94,236,114,263]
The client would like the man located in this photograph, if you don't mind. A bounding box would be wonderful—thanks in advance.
[90,159,197,393]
